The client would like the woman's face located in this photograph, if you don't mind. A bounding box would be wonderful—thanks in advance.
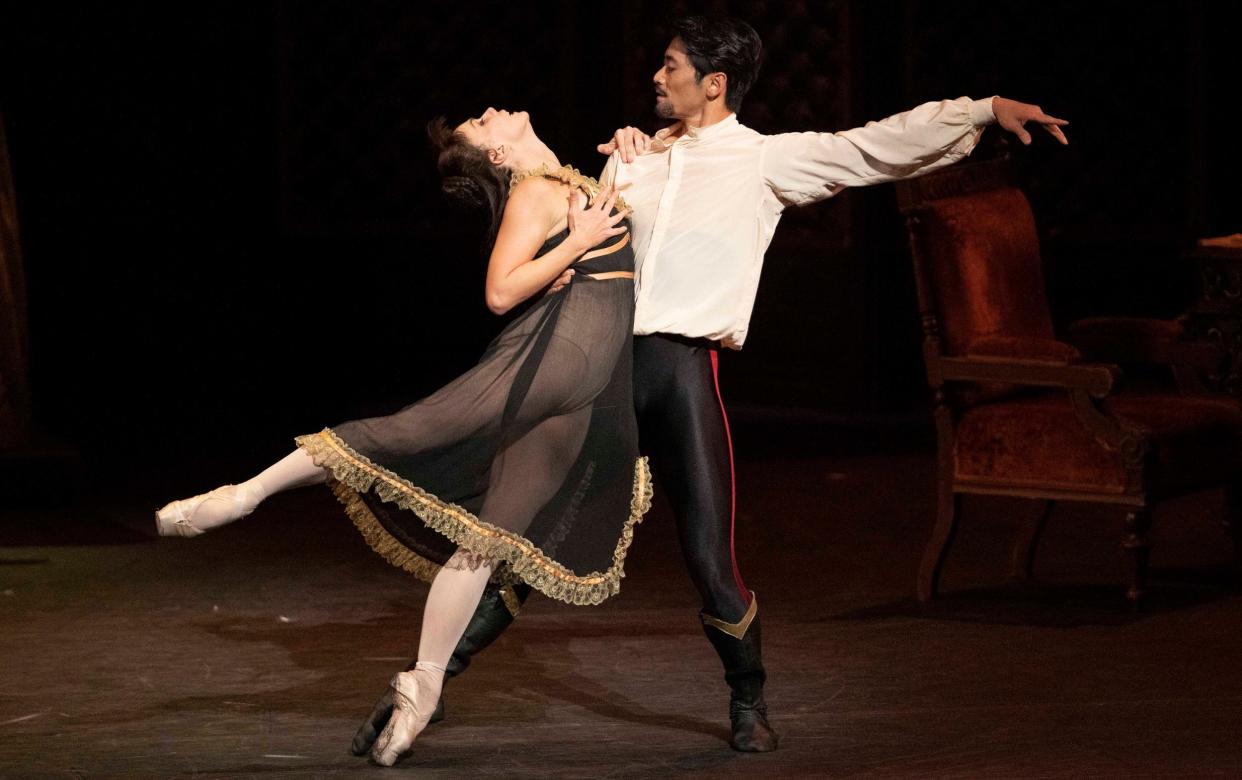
[455,107,532,159]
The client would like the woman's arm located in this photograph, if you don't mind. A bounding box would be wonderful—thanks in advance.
[484,180,626,315]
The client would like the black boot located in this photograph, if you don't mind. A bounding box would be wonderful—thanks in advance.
[426,581,531,722]
[700,592,779,752]
[349,581,531,756]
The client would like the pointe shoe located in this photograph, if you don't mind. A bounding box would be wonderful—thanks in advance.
[369,667,440,767]
[154,483,263,537]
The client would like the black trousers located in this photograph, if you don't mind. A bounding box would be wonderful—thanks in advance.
[633,334,752,622]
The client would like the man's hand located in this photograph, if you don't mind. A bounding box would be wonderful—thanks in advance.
[992,97,1069,146]
[597,126,652,163]
[547,268,574,294]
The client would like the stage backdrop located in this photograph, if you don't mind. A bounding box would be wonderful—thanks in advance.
[0,1,1236,463]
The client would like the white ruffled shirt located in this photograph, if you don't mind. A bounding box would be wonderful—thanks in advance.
[600,96,996,349]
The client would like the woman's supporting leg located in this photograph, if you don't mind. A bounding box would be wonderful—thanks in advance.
[155,448,326,537]
[370,550,493,766]
[417,552,495,670]
[353,409,590,753]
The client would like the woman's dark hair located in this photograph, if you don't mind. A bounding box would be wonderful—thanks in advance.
[427,116,511,247]
[672,15,763,114]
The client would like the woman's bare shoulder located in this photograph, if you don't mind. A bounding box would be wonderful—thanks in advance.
[506,176,570,227]
[509,174,569,200]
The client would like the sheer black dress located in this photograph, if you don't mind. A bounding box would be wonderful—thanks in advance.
[295,165,650,606]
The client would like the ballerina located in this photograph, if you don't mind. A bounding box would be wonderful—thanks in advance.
[155,107,650,766]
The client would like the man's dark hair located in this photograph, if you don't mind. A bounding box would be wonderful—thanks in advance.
[673,15,763,114]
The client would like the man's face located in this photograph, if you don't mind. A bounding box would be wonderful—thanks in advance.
[652,37,708,120]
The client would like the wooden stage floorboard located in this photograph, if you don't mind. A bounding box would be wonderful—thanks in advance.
[3,449,1242,777]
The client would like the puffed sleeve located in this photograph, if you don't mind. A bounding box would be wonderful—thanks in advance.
[761,96,996,207]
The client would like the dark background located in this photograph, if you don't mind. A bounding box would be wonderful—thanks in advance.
[1,0,1238,473]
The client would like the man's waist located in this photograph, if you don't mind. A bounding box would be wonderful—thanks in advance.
[635,332,723,351]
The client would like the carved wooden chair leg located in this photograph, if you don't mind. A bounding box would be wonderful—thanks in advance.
[1122,507,1152,611]
[1010,500,1054,581]
[918,488,961,602]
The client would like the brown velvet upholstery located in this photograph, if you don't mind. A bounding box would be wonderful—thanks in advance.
[920,188,1056,356]
[1068,316,1184,361]
[896,159,1242,607]
[965,336,1081,364]
[956,393,1242,494]
[1068,316,1225,380]
[917,187,1065,406]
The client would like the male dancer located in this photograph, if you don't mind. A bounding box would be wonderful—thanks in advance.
[352,15,1068,755]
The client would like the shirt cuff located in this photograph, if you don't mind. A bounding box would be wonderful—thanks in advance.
[969,96,997,126]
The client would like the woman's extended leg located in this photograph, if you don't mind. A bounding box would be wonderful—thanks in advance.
[155,449,325,537]
[370,550,493,766]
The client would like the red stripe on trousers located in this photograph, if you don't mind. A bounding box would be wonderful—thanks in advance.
[709,348,750,603]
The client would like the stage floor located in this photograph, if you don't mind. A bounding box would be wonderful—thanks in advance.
[3,448,1242,777]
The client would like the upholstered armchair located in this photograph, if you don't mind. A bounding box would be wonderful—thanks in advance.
[895,160,1242,608]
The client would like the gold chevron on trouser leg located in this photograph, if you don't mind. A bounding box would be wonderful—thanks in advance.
[499,586,523,618]
[700,591,758,639]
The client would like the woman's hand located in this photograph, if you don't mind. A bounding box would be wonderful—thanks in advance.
[597,127,653,163]
[566,186,628,256]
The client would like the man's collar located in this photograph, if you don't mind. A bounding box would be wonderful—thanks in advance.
[684,112,739,139]
[651,113,739,150]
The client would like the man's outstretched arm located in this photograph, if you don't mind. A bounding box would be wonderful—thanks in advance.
[762,96,1067,207]
[593,97,1065,168]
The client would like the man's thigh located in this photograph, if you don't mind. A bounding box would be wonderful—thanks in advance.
[632,335,732,517]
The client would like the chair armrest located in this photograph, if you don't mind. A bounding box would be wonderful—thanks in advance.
[966,335,1082,363]
[933,355,1119,398]
[1066,316,1224,373]
[935,355,1142,463]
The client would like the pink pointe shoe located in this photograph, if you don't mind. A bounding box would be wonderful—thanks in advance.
[370,665,441,767]
[154,483,263,537]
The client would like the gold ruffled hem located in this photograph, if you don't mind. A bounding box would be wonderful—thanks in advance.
[295,428,653,606]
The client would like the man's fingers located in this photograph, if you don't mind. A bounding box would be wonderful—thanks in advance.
[1042,123,1069,145]
[995,98,1069,146]
[597,142,617,155]
[549,268,574,294]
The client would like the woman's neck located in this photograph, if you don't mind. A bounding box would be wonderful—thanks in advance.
[507,138,560,175]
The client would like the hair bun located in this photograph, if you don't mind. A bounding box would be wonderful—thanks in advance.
[441,175,487,209]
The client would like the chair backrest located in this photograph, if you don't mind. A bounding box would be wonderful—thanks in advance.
[898,162,1056,354]
[896,161,1057,405]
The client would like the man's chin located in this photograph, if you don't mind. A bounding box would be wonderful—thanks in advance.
[654,101,674,119]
